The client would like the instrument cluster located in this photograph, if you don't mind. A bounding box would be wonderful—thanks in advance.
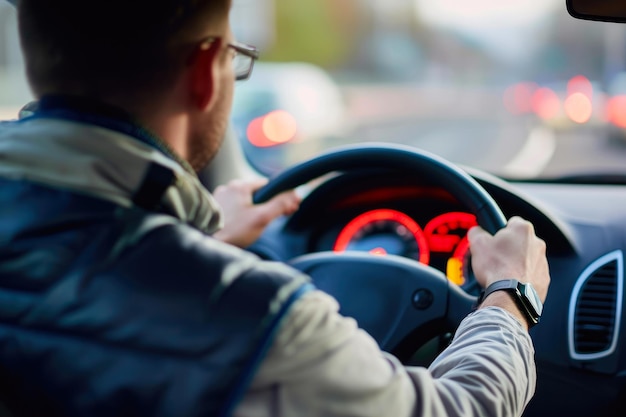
[329,209,481,294]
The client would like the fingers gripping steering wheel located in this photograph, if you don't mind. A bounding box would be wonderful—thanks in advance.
[253,143,507,360]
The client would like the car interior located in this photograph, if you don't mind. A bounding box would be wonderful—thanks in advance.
[2,0,626,416]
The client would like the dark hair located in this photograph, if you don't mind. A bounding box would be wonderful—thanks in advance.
[18,0,230,98]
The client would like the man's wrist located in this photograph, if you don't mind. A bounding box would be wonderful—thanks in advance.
[478,291,530,331]
[476,278,543,329]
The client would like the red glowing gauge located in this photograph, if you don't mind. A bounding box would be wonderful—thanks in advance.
[333,209,430,264]
[424,212,477,287]
[424,212,477,253]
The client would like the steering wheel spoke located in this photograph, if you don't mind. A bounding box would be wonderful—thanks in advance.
[291,252,476,355]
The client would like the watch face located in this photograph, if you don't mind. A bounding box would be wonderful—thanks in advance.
[520,283,543,316]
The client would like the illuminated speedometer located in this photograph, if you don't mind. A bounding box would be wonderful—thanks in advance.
[334,209,430,264]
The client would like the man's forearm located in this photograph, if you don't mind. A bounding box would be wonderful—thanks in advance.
[424,306,536,417]
[237,291,536,417]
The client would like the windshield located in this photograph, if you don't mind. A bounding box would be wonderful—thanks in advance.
[2,0,626,180]
[228,0,626,180]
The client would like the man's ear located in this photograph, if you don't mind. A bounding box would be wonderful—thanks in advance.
[189,38,223,110]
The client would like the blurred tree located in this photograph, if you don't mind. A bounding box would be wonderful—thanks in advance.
[262,0,363,69]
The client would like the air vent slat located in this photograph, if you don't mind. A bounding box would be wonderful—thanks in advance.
[578,299,616,309]
[577,322,613,328]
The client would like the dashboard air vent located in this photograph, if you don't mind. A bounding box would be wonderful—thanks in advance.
[569,250,623,360]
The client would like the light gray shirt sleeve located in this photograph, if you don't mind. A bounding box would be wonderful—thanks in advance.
[234,290,536,417]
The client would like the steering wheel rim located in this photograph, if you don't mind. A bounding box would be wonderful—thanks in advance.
[253,142,506,233]
[253,143,507,359]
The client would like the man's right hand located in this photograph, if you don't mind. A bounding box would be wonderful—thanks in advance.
[212,178,300,249]
[467,216,550,327]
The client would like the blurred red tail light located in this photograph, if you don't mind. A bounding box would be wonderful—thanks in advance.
[607,96,626,128]
[246,110,298,147]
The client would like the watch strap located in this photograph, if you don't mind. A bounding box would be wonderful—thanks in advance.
[478,279,541,327]
[477,279,518,305]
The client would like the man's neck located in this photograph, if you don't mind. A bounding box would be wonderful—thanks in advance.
[33,94,193,172]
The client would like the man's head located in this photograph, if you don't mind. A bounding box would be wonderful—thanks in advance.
[18,0,230,99]
[17,0,242,169]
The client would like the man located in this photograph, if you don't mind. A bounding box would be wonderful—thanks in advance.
[0,1,550,417]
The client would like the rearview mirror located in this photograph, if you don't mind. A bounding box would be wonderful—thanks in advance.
[567,0,626,23]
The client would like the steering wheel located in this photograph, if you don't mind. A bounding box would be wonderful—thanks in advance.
[253,143,507,361]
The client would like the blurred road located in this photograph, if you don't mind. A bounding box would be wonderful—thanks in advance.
[540,126,626,177]
[338,115,533,175]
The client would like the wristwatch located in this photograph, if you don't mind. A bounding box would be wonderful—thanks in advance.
[477,279,543,327]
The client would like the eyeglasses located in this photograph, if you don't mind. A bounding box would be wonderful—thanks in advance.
[199,38,259,81]
[227,41,259,81]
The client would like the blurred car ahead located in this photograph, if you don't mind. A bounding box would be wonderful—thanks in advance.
[231,61,349,175]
